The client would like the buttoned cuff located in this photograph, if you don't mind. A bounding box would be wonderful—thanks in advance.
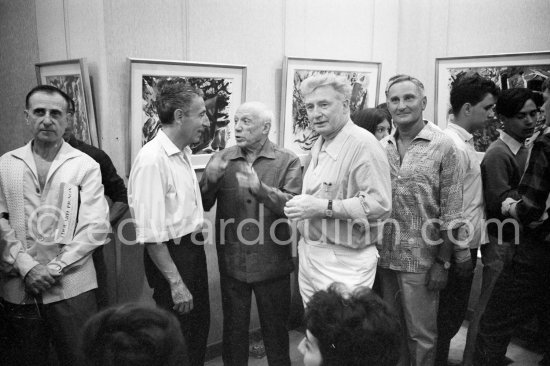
[15,252,40,278]
[339,196,369,220]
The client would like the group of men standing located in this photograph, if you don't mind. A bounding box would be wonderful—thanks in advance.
[0,71,549,366]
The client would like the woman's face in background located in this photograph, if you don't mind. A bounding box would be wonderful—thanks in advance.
[374,119,391,140]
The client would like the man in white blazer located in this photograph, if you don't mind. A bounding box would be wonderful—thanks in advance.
[0,85,110,366]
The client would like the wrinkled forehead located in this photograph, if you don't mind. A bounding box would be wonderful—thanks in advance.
[386,80,423,97]
[304,85,344,103]
[28,91,69,111]
[235,106,263,121]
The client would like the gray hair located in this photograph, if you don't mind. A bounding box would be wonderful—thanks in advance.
[385,74,425,97]
[237,101,274,125]
[300,73,352,100]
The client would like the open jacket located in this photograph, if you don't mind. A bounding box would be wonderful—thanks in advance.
[0,141,110,304]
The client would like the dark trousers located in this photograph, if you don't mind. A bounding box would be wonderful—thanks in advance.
[473,239,550,366]
[221,274,291,366]
[463,237,516,366]
[1,290,97,366]
[144,234,210,366]
[92,246,109,309]
[435,249,478,365]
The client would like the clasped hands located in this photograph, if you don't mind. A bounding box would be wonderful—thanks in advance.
[24,263,62,296]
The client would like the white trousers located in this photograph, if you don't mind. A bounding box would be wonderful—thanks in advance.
[298,240,378,306]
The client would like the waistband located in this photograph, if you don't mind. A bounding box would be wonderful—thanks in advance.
[167,231,205,246]
[300,237,375,253]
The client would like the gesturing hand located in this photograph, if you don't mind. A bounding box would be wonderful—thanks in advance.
[235,164,261,194]
[284,195,326,221]
[171,280,194,314]
[204,153,228,184]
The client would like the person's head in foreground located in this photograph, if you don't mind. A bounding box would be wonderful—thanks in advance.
[351,107,392,140]
[80,303,189,366]
[299,283,401,366]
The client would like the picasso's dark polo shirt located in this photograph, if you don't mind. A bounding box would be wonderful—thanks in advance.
[200,139,302,283]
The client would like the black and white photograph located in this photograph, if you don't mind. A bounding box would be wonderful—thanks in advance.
[1,1,549,366]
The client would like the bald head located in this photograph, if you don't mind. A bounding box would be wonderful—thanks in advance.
[234,102,273,150]
[237,102,274,125]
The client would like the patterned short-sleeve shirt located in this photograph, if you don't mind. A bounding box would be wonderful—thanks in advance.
[378,121,464,273]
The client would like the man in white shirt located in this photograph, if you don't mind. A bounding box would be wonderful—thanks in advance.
[438,74,499,365]
[284,73,392,305]
[128,82,211,366]
[0,85,110,366]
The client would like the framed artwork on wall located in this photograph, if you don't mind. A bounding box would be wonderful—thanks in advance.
[36,58,99,147]
[280,57,382,163]
[435,51,550,152]
[129,58,247,170]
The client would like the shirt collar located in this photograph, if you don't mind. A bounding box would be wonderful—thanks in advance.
[499,131,523,155]
[13,139,78,161]
[157,129,187,156]
[320,119,353,161]
[226,139,276,161]
[447,122,473,143]
[387,120,435,145]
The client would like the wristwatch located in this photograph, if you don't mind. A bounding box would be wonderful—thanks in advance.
[435,257,451,270]
[325,199,333,218]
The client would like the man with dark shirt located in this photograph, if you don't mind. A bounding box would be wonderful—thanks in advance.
[201,102,302,366]
[466,88,538,366]
[472,82,550,366]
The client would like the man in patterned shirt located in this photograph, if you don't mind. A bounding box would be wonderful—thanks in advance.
[473,79,550,366]
[378,74,464,366]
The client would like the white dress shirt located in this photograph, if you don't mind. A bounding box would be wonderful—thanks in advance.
[444,123,488,249]
[128,130,204,243]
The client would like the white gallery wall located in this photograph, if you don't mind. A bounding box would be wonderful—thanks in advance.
[0,0,549,347]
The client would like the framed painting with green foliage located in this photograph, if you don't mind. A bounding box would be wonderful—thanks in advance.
[129,58,247,170]
[280,57,381,163]
[435,51,550,152]
[36,58,99,147]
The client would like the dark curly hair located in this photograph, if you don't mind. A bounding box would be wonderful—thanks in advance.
[450,73,500,116]
[496,88,534,118]
[80,303,189,366]
[304,283,401,366]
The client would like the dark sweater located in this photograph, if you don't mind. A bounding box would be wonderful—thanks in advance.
[66,135,128,204]
[481,138,527,242]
